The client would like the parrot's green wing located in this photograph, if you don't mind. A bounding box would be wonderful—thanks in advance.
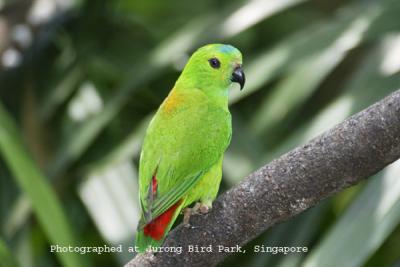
[138,169,205,229]
[138,88,231,227]
[151,170,205,216]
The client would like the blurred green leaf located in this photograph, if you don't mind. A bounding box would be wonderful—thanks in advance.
[40,64,85,120]
[217,0,308,38]
[249,12,373,135]
[0,103,86,267]
[223,114,264,184]
[79,160,139,265]
[266,36,400,162]
[302,160,400,267]
[0,238,20,267]
[247,202,329,267]
[83,114,151,175]
[229,0,400,105]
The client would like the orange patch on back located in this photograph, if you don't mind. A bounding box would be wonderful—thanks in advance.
[162,90,182,113]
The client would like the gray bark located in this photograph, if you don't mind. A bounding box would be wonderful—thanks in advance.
[125,89,400,267]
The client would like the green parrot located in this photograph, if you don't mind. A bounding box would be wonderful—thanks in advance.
[135,44,245,252]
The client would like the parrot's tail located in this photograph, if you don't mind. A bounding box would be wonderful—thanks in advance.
[135,199,184,252]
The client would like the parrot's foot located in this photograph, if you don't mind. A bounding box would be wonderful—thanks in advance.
[199,203,210,214]
[192,202,210,214]
[192,202,211,215]
[183,202,212,227]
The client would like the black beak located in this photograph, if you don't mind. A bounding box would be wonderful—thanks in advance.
[231,66,245,90]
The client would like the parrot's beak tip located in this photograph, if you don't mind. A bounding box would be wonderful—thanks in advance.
[231,66,245,90]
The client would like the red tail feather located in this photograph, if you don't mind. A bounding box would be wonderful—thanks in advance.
[143,200,182,240]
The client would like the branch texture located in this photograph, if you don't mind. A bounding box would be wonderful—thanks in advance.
[125,89,400,267]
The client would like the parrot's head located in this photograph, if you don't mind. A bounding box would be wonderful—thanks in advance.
[177,44,245,93]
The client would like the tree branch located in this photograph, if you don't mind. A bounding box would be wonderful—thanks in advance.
[125,89,400,267]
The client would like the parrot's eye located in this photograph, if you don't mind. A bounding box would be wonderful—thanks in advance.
[208,58,220,69]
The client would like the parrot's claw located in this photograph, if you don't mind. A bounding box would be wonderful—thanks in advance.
[192,202,211,215]
[183,202,212,227]
[199,204,210,214]
[191,202,202,215]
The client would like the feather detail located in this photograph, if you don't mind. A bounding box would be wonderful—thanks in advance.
[151,175,157,194]
[143,199,182,240]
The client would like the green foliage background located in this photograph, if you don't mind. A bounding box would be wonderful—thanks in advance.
[1,0,400,266]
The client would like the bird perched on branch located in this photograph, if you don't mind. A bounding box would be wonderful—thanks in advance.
[136,44,245,252]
